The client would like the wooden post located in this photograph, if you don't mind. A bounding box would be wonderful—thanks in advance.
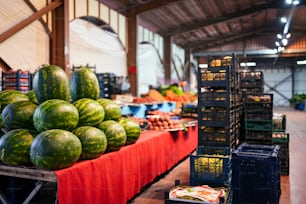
[126,14,138,96]
[51,0,70,75]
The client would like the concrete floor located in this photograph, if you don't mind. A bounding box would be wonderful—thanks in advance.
[129,107,306,204]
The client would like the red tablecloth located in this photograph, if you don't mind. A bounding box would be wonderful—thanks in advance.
[55,125,198,204]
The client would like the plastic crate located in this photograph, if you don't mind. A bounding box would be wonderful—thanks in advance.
[199,108,235,127]
[244,120,273,131]
[245,109,272,120]
[181,104,198,118]
[190,146,231,186]
[243,130,272,145]
[240,80,263,89]
[198,126,235,147]
[231,143,281,204]
[272,133,289,175]
[2,70,31,79]
[199,90,235,108]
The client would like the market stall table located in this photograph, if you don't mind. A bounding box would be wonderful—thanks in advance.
[0,124,197,204]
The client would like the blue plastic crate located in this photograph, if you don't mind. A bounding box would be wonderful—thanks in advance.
[190,146,231,187]
[231,143,281,204]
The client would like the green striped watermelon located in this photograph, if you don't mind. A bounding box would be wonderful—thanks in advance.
[119,118,141,145]
[97,99,121,121]
[26,90,39,104]
[97,120,126,152]
[0,129,35,166]
[70,67,100,102]
[30,129,82,170]
[33,64,70,103]
[73,98,104,127]
[2,101,37,130]
[33,99,79,132]
[72,126,107,160]
[0,90,29,112]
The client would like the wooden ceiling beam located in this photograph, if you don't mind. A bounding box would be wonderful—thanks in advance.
[183,24,276,49]
[0,0,62,43]
[164,0,282,36]
[124,0,180,17]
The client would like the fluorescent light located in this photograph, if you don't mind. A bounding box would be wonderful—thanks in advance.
[275,41,280,46]
[286,33,291,38]
[293,0,300,5]
[297,60,306,65]
[281,17,287,23]
[199,64,208,68]
[282,38,288,46]
[240,62,256,67]
[286,0,292,4]
[277,34,282,39]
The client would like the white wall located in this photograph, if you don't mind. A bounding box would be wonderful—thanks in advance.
[69,19,126,76]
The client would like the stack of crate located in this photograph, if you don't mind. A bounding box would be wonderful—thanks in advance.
[190,55,240,189]
[243,94,274,145]
[96,73,116,99]
[231,143,281,204]
[240,71,264,98]
[272,113,289,175]
[1,70,32,93]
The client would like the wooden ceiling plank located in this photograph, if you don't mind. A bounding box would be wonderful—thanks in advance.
[165,0,280,36]
[0,0,62,43]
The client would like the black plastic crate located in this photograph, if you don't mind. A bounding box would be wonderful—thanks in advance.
[245,109,273,120]
[199,108,235,127]
[199,90,235,108]
[244,120,273,131]
[231,143,281,204]
[198,126,235,147]
[190,146,231,187]
[240,71,263,81]
[240,80,263,89]
[181,104,198,118]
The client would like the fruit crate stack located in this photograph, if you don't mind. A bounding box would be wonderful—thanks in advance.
[231,143,281,204]
[190,55,240,189]
[272,113,289,175]
[243,94,274,145]
[1,70,32,93]
[96,73,116,99]
[239,71,264,99]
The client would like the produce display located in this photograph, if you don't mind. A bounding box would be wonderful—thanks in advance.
[147,115,183,131]
[0,65,142,170]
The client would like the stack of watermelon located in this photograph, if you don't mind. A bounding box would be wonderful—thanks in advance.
[0,65,141,170]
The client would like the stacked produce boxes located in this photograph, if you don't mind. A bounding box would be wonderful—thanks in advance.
[231,143,281,204]
[240,71,264,97]
[1,70,32,93]
[190,55,240,188]
[243,94,274,145]
[272,113,289,175]
[96,73,116,99]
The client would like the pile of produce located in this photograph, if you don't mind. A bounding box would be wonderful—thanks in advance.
[0,65,141,170]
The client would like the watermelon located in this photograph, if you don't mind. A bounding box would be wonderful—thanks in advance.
[33,64,70,103]
[26,90,39,104]
[97,99,121,121]
[119,118,141,145]
[72,126,107,160]
[97,120,126,152]
[70,67,100,102]
[2,101,37,130]
[33,99,79,132]
[30,129,82,170]
[0,129,35,166]
[73,98,104,127]
[0,90,29,112]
